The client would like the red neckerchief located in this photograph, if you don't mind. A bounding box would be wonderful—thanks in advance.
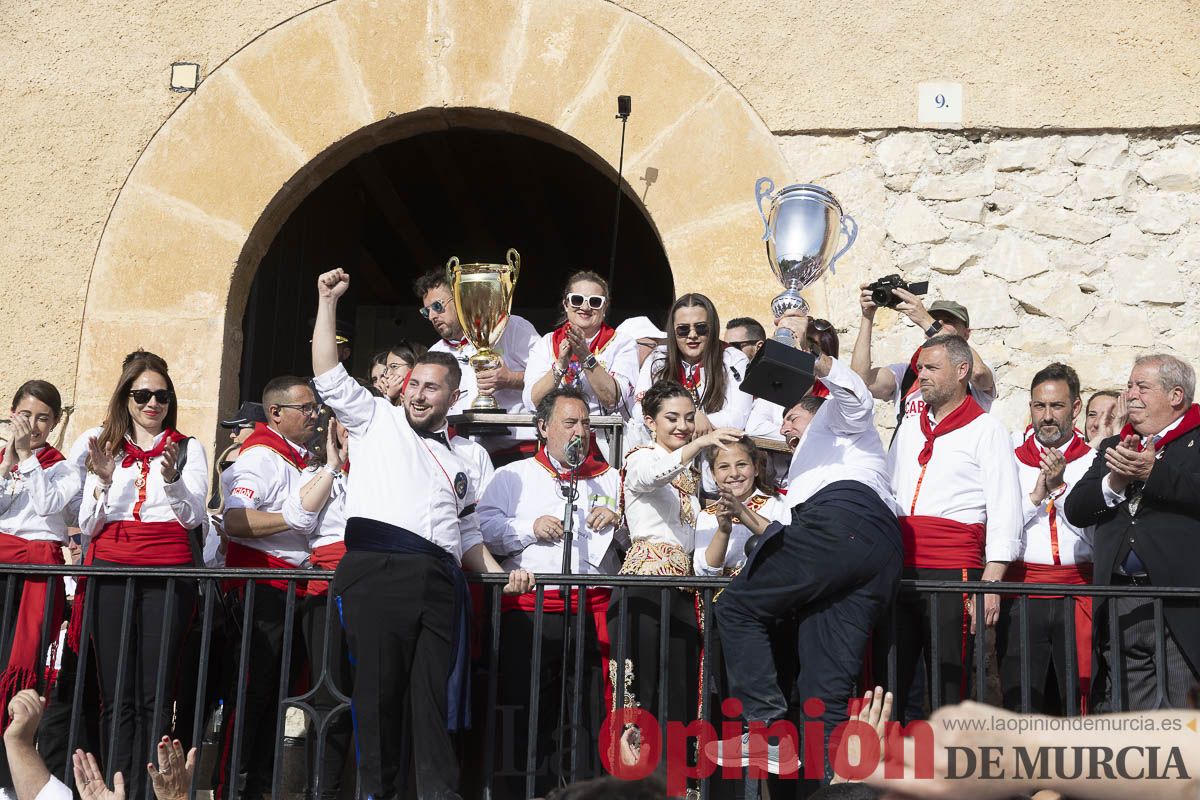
[533,442,610,480]
[1014,429,1091,469]
[240,422,309,470]
[550,323,616,385]
[1,444,66,473]
[917,396,985,466]
[444,336,470,350]
[809,380,830,399]
[679,362,701,392]
[1118,404,1200,451]
[121,429,186,469]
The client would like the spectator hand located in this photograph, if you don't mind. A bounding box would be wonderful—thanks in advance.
[9,414,33,461]
[698,427,744,451]
[692,410,715,438]
[858,282,880,320]
[532,514,564,542]
[1105,436,1155,484]
[146,736,196,800]
[565,323,591,361]
[475,360,515,395]
[773,309,809,345]
[831,686,893,784]
[1039,447,1067,495]
[160,441,181,483]
[73,749,125,800]
[502,568,535,595]
[86,438,116,485]
[3,689,44,747]
[891,287,935,330]
[317,268,350,299]
[586,506,619,532]
[968,591,1001,635]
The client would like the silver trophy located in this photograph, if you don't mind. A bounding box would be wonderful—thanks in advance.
[754,179,858,318]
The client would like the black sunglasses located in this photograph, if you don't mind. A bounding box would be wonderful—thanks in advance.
[129,389,174,405]
[419,299,452,319]
[810,318,833,332]
[674,323,710,338]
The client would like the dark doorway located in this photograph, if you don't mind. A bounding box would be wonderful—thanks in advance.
[238,117,673,402]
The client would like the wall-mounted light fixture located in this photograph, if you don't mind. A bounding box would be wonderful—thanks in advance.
[170,62,200,93]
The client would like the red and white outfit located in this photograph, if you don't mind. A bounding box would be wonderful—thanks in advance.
[284,464,348,597]
[885,395,1023,706]
[0,443,80,725]
[522,323,640,418]
[693,492,785,577]
[887,351,997,425]
[998,430,1095,712]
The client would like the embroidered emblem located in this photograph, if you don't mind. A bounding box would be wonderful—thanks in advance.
[453,471,468,499]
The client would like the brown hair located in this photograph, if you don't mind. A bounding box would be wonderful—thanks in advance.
[10,380,63,422]
[704,436,780,498]
[96,350,178,455]
[552,270,611,328]
[654,293,727,414]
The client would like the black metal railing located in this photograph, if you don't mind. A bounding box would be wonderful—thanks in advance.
[1,564,1195,800]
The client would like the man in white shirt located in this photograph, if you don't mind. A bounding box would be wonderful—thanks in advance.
[885,334,1022,718]
[413,269,540,416]
[217,375,317,800]
[708,312,902,781]
[313,268,532,800]
[851,292,997,432]
[479,386,621,796]
[997,363,1095,714]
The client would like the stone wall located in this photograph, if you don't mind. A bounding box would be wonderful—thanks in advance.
[781,130,1200,431]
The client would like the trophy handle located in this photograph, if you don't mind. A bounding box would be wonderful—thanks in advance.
[828,215,859,274]
[506,248,521,285]
[754,177,775,242]
[445,255,460,285]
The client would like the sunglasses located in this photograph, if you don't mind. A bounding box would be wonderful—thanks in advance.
[129,389,174,405]
[566,293,606,310]
[810,318,833,332]
[727,339,763,349]
[419,298,452,319]
[674,323,710,338]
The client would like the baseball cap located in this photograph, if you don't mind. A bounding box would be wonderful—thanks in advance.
[220,402,268,430]
[929,300,969,328]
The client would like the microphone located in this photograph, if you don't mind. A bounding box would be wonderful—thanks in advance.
[564,435,585,468]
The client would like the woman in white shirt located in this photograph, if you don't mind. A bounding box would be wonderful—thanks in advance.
[629,293,754,447]
[73,351,208,800]
[693,437,786,578]
[0,380,80,768]
[609,381,741,732]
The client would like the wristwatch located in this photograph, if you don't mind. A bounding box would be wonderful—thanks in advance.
[582,354,599,371]
[924,320,944,338]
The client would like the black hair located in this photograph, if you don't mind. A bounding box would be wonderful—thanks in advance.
[641,380,695,420]
[726,317,766,341]
[534,386,589,439]
[1031,362,1081,401]
[10,380,63,421]
[414,350,463,391]
[262,376,312,409]
[412,269,449,300]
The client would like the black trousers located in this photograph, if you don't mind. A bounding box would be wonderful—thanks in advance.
[877,566,983,719]
[215,582,303,800]
[90,569,196,800]
[996,596,1079,713]
[497,604,605,799]
[606,586,700,730]
[716,483,901,783]
[301,592,354,800]
[335,550,460,800]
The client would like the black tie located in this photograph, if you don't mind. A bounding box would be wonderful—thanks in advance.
[415,428,450,448]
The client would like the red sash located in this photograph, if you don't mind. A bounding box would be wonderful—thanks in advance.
[0,445,66,472]
[306,541,347,598]
[1004,561,1094,709]
[1014,431,1092,469]
[900,516,986,569]
[0,535,65,729]
[224,541,304,594]
[1118,404,1200,451]
[809,380,830,399]
[121,429,186,469]
[917,396,985,466]
[550,324,617,387]
[533,441,610,481]
[239,424,308,470]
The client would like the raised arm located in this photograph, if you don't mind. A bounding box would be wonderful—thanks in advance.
[313,269,350,378]
[851,283,899,401]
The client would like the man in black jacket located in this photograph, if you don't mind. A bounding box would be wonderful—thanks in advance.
[1064,353,1200,710]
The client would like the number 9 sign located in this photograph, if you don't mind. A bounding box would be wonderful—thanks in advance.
[918,81,963,126]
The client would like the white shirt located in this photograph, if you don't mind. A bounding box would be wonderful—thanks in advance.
[479,454,621,575]
[522,328,641,418]
[430,314,541,414]
[745,398,785,441]
[283,465,348,550]
[785,358,899,513]
[35,775,73,800]
[627,346,754,448]
[220,427,311,566]
[445,428,495,496]
[79,431,209,543]
[887,359,997,423]
[693,493,786,576]
[0,447,80,543]
[888,402,1023,563]
[313,363,483,564]
[621,444,699,552]
[1013,435,1094,566]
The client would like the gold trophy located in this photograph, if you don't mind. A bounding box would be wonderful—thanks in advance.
[445,248,521,410]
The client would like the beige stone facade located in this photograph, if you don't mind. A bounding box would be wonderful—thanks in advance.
[2,0,1198,452]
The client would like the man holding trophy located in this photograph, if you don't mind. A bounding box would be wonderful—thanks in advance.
[707,182,903,781]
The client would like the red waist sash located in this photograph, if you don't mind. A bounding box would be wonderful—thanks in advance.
[224,541,304,594]
[901,516,985,569]
[0,534,65,729]
[306,541,346,598]
[90,520,191,566]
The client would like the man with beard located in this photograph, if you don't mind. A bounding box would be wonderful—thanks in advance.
[997,363,1096,713]
[312,268,533,800]
[884,334,1022,715]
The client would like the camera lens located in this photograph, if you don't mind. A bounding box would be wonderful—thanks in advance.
[871,288,892,306]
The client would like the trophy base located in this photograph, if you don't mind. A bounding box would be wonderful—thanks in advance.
[469,348,502,410]
[470,394,500,411]
[740,339,816,408]
[771,290,810,319]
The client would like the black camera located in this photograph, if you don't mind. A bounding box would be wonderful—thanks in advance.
[867,274,929,308]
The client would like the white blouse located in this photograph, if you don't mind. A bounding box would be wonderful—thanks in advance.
[0,448,81,543]
[282,465,348,551]
[621,444,700,552]
[78,431,209,541]
[522,329,641,418]
[693,493,786,576]
[627,346,754,447]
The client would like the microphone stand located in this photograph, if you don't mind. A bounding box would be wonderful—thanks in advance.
[556,449,582,786]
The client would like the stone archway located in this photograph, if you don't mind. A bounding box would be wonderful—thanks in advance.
[74,0,796,446]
